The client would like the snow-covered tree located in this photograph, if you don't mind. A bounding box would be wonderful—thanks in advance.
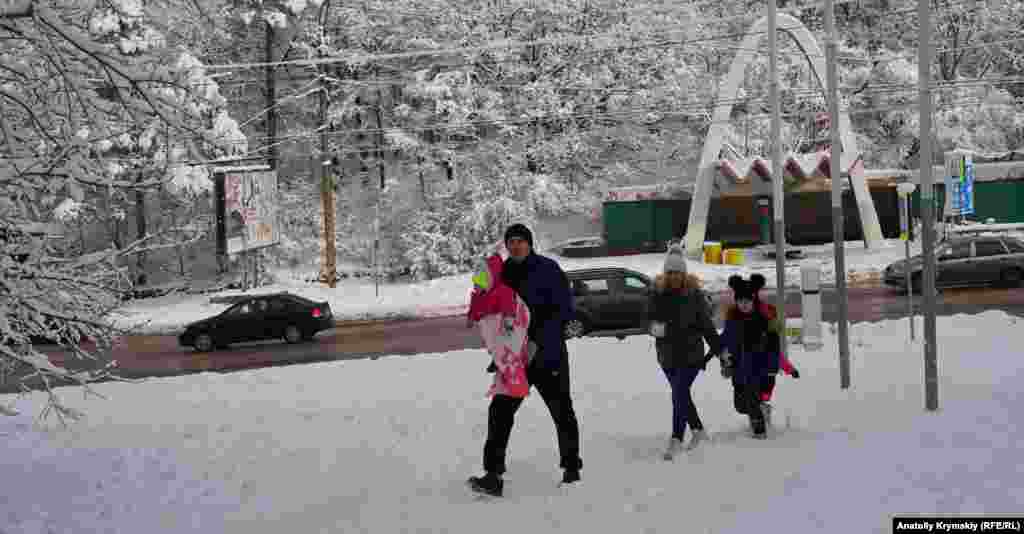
[0,0,244,419]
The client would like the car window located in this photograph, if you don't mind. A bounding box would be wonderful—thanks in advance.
[254,299,269,312]
[269,298,287,312]
[1004,239,1024,254]
[941,242,971,261]
[574,278,609,296]
[623,276,648,293]
[226,302,253,316]
[974,240,1008,257]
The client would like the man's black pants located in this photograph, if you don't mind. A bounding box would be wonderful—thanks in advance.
[482,360,582,475]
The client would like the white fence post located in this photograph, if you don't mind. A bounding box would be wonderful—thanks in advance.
[800,262,823,350]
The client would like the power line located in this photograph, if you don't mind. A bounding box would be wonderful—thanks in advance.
[200,0,991,90]
[23,91,989,165]
[202,9,863,72]
[3,91,999,168]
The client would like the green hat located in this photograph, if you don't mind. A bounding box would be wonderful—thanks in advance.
[472,269,491,291]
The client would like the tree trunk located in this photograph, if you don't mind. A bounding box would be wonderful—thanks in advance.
[375,84,387,190]
[135,174,147,276]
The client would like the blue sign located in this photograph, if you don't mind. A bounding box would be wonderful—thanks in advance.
[945,153,975,216]
[961,162,974,215]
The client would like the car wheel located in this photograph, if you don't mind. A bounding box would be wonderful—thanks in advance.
[284,325,302,344]
[564,318,586,339]
[999,267,1023,287]
[194,333,214,352]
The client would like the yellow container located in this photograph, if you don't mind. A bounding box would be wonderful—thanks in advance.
[703,242,722,264]
[723,248,745,265]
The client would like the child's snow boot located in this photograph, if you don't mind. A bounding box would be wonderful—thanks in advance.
[686,429,709,450]
[760,402,773,427]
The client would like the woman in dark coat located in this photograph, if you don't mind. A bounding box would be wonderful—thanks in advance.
[648,245,723,459]
[719,274,783,439]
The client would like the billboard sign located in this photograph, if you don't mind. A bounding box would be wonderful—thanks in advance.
[218,166,279,254]
[944,152,975,216]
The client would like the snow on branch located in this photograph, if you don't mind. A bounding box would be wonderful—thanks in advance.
[0,0,245,420]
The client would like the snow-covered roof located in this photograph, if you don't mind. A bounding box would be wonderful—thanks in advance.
[898,160,1024,184]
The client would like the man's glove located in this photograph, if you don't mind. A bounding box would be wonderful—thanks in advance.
[649,321,666,338]
[791,368,800,379]
[486,361,497,373]
[719,350,734,379]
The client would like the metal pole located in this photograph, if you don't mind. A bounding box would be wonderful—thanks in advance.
[769,0,787,353]
[375,192,381,298]
[265,22,278,171]
[918,0,939,411]
[898,183,916,340]
[906,237,914,338]
[825,0,850,388]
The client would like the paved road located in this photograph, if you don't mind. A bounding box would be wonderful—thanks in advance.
[9,284,1023,391]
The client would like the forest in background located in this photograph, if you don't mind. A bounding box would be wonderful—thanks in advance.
[2,0,1023,403]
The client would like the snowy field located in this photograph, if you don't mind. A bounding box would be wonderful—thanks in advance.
[3,311,1022,533]
[116,238,923,335]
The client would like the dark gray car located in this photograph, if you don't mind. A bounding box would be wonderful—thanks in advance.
[565,267,714,339]
[884,235,1024,292]
[565,268,652,339]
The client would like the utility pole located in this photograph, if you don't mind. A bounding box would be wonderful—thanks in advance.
[768,0,787,353]
[265,22,278,171]
[825,0,850,389]
[318,0,337,288]
[918,0,939,411]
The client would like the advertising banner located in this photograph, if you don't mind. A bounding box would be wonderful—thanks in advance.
[220,167,279,254]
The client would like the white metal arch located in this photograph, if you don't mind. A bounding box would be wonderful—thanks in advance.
[684,13,883,258]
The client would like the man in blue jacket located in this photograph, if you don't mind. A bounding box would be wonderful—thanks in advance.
[468,223,582,497]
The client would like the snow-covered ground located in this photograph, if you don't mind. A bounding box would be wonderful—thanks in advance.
[3,311,1022,533]
[116,238,923,335]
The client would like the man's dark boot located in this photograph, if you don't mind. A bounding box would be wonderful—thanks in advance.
[467,472,503,497]
[561,469,581,485]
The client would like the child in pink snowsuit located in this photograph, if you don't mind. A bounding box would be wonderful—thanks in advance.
[467,253,531,398]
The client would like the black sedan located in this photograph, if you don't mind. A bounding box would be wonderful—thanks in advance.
[179,292,334,352]
[884,235,1024,293]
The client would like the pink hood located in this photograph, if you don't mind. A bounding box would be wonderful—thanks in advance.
[467,254,517,321]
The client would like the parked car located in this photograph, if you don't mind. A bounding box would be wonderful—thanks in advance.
[551,236,609,258]
[179,292,334,352]
[565,267,706,340]
[884,235,1024,293]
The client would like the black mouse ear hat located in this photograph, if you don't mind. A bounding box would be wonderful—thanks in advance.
[729,274,764,301]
